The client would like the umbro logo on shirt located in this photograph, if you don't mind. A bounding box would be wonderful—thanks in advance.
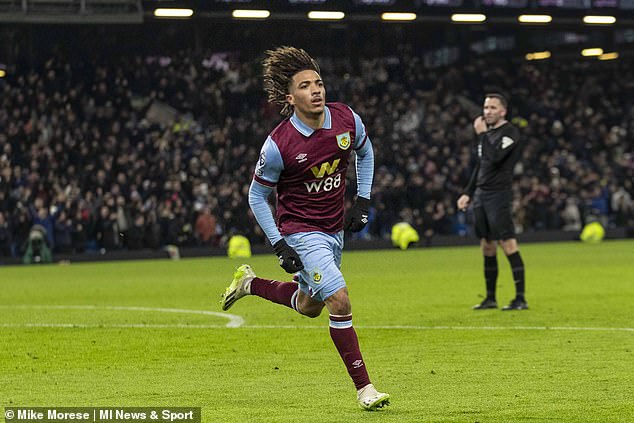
[501,136,515,149]
[296,153,308,163]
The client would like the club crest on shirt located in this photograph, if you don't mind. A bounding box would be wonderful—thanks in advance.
[312,270,322,284]
[336,132,351,150]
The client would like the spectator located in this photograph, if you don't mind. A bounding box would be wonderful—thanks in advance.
[0,46,631,256]
[54,211,73,253]
[127,214,146,250]
[195,206,219,246]
[0,212,12,257]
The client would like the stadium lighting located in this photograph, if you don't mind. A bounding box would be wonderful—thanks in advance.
[518,14,552,24]
[232,9,270,19]
[0,69,5,78]
[153,8,193,18]
[583,15,616,24]
[525,51,551,60]
[599,52,619,60]
[451,14,486,23]
[581,48,604,57]
[307,11,345,20]
[381,12,417,21]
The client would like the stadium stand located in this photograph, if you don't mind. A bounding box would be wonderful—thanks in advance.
[0,28,632,258]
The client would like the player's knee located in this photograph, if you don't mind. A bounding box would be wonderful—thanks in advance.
[480,239,496,256]
[500,238,518,255]
[296,298,324,318]
[301,308,322,318]
[324,288,351,315]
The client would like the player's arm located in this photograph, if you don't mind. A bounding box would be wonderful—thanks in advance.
[458,127,482,210]
[345,109,374,231]
[248,137,303,273]
[458,161,479,210]
[352,110,374,200]
[249,137,284,244]
[459,170,478,206]
[248,182,281,245]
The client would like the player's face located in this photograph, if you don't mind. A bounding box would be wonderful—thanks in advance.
[286,70,326,118]
[483,97,506,126]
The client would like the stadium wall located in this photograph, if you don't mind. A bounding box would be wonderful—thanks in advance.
[0,228,630,266]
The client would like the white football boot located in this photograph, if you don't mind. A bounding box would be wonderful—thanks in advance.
[220,264,256,311]
[357,383,390,411]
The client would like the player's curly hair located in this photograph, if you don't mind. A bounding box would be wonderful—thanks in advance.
[262,46,321,118]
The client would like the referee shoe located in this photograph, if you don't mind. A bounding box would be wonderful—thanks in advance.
[502,297,529,311]
[472,298,498,310]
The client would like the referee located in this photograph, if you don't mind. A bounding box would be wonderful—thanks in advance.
[457,93,528,311]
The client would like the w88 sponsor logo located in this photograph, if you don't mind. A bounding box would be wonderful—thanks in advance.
[304,173,342,193]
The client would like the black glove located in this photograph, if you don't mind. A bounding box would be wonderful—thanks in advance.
[273,239,304,273]
[344,196,370,232]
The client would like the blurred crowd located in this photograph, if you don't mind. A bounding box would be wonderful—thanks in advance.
[0,47,632,257]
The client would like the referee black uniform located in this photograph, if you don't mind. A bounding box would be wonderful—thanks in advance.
[464,121,522,240]
[461,116,528,311]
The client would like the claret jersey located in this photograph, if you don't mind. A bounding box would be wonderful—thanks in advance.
[253,103,370,235]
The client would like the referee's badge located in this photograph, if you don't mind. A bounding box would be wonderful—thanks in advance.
[336,132,351,150]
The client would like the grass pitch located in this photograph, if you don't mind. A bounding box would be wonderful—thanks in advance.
[1,240,633,422]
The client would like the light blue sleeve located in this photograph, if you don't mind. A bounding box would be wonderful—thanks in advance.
[254,136,284,185]
[249,137,284,245]
[351,109,368,150]
[248,181,283,245]
[351,109,374,200]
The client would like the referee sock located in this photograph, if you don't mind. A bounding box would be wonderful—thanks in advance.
[250,278,299,311]
[507,252,525,300]
[329,314,371,390]
[484,255,498,300]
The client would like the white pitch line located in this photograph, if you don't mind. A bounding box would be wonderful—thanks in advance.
[0,305,631,332]
[243,325,634,332]
[0,323,632,332]
[0,305,244,328]
[0,323,231,329]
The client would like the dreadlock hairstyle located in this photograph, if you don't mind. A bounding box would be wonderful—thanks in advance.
[262,46,321,118]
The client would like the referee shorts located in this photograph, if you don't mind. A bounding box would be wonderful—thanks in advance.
[472,188,516,241]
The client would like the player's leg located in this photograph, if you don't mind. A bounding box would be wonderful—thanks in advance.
[327,232,390,410]
[473,191,498,309]
[500,238,528,310]
[220,233,319,313]
[221,267,328,315]
[292,231,388,410]
[324,288,389,411]
[295,289,325,317]
[488,191,528,311]
[473,238,498,309]
[221,264,300,311]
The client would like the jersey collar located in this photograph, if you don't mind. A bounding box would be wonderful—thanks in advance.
[290,106,332,137]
